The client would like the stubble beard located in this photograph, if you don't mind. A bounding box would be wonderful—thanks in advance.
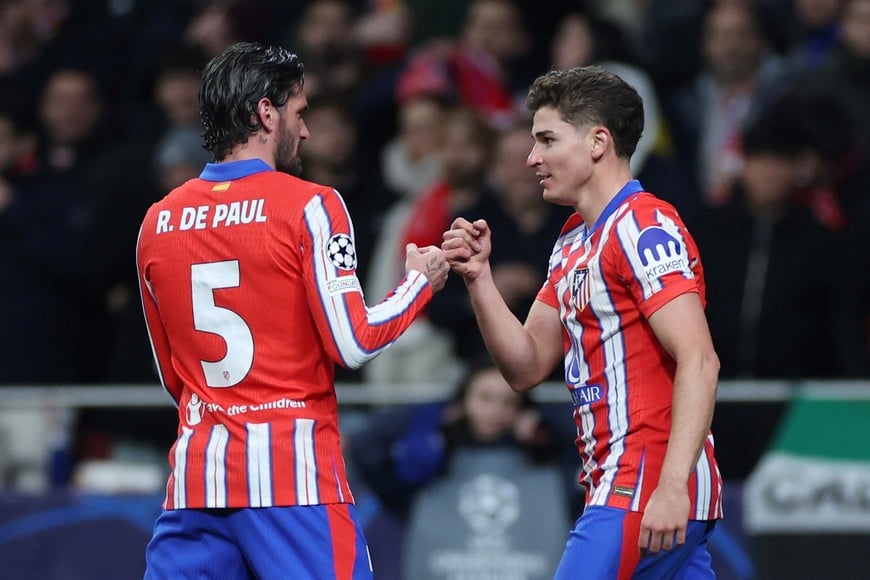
[275,123,303,176]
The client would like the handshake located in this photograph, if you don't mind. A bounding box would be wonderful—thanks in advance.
[404,217,491,292]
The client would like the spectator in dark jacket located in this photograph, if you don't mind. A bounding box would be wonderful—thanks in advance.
[689,102,843,379]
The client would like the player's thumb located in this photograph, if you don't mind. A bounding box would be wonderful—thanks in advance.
[406,243,418,254]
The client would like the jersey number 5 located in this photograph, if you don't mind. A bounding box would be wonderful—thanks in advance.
[191,260,254,388]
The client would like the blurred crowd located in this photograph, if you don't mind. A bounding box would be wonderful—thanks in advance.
[1,5,868,575]
[0,0,870,385]
[1,0,868,392]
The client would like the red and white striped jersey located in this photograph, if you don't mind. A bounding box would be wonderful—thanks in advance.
[137,159,433,509]
[536,180,723,520]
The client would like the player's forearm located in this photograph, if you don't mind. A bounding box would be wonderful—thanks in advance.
[657,350,719,489]
[466,271,542,391]
[337,270,433,369]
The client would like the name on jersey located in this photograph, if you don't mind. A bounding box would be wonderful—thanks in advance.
[155,199,267,234]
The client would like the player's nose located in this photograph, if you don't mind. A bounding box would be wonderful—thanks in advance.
[527,144,541,167]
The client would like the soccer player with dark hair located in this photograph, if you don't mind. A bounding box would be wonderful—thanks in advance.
[443,65,723,578]
[138,42,449,579]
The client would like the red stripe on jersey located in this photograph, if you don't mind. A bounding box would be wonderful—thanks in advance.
[225,431,248,507]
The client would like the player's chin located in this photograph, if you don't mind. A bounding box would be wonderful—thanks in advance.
[541,187,558,203]
[543,190,573,207]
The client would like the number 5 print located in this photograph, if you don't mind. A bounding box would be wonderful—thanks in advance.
[191,260,254,387]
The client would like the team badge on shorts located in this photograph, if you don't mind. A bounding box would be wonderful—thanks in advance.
[571,267,591,310]
[326,233,357,270]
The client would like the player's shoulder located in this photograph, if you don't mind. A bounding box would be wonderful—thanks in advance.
[623,191,675,212]
[621,191,685,226]
[254,173,341,205]
[143,181,190,217]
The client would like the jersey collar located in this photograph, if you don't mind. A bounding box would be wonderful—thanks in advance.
[586,179,644,239]
[200,158,273,181]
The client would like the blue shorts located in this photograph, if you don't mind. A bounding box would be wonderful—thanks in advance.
[144,503,373,580]
[554,505,715,580]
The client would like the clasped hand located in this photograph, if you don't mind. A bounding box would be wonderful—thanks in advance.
[441,217,491,281]
[405,242,449,292]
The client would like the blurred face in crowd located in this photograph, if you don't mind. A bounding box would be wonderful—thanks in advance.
[441,111,490,190]
[156,71,201,127]
[742,153,797,212]
[703,4,766,85]
[794,0,843,29]
[302,103,355,167]
[40,70,102,146]
[463,367,523,442]
[492,126,542,210]
[0,0,68,57]
[300,0,355,54]
[842,0,870,58]
[274,88,310,176]
[463,0,528,64]
[185,3,237,58]
[399,97,446,162]
[551,13,594,71]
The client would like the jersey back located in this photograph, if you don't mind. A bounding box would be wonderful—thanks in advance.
[137,161,430,509]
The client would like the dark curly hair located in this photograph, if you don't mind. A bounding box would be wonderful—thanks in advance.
[526,66,643,160]
[199,42,305,161]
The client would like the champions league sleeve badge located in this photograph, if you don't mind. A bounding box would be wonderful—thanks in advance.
[571,267,591,310]
[326,233,357,271]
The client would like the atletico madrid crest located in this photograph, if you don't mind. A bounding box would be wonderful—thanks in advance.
[571,267,591,310]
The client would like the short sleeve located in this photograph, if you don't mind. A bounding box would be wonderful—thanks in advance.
[611,202,702,319]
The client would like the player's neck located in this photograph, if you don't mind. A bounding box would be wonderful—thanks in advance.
[575,163,634,226]
[222,134,276,168]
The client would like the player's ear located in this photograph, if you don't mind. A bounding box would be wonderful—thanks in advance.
[256,98,275,132]
[590,126,609,161]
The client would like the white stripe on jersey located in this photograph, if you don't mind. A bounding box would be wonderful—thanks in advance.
[366,271,427,325]
[559,237,602,490]
[173,428,193,509]
[694,448,712,520]
[616,213,663,299]
[699,433,723,519]
[303,195,428,368]
[576,406,599,487]
[294,418,319,505]
[205,425,229,508]
[586,212,630,506]
[332,455,345,503]
[710,434,724,517]
[246,423,273,507]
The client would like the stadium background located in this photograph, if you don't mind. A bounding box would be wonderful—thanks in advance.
[1,0,869,578]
